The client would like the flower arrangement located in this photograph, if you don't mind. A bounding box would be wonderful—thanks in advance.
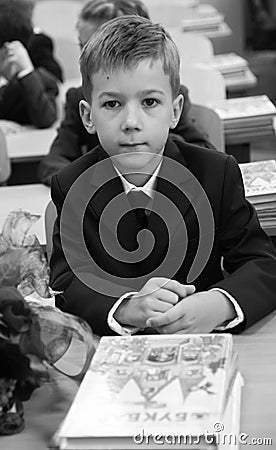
[0,211,95,435]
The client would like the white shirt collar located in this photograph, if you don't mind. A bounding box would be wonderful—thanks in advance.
[113,160,162,199]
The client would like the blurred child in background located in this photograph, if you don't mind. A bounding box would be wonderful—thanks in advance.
[0,0,61,128]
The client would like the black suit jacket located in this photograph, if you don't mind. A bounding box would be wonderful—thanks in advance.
[0,32,61,128]
[28,31,63,83]
[38,84,216,185]
[0,68,59,128]
[50,138,276,336]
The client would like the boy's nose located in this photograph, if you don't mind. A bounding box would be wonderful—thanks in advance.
[121,105,142,132]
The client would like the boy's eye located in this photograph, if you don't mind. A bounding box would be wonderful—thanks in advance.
[103,100,120,109]
[143,98,158,107]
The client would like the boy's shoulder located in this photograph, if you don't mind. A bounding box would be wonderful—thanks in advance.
[166,139,239,192]
[169,138,233,172]
[52,145,107,193]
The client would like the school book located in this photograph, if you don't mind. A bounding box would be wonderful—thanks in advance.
[209,95,276,128]
[209,53,248,76]
[239,159,276,203]
[239,160,276,233]
[181,4,226,34]
[208,53,257,91]
[55,334,240,449]
[50,374,243,450]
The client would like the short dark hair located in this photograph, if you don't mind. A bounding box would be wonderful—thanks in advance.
[0,1,33,48]
[79,0,150,24]
[80,15,180,102]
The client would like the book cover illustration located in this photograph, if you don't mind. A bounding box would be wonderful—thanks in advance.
[239,159,276,198]
[59,334,233,438]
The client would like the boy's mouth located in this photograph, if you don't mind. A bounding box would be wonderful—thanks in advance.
[119,143,147,148]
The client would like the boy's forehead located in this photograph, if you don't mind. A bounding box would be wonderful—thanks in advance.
[91,59,173,96]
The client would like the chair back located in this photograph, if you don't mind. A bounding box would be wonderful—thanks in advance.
[189,103,225,152]
[167,29,214,64]
[45,200,57,261]
[180,63,226,106]
[0,126,11,183]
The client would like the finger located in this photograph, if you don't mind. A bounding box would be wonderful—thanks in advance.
[145,308,173,321]
[146,300,187,328]
[135,287,179,305]
[161,279,196,298]
[141,298,175,318]
[156,289,179,305]
[151,299,175,314]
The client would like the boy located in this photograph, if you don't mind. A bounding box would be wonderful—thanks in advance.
[50,16,276,336]
[38,0,215,186]
[0,1,59,128]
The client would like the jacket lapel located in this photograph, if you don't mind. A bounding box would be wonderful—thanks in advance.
[146,139,195,246]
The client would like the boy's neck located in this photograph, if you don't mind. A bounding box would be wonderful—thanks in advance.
[124,172,152,187]
[112,151,164,187]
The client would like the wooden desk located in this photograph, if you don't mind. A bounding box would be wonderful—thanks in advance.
[1,121,57,184]
[1,312,276,450]
[233,313,276,448]
[6,128,57,162]
[225,69,257,93]
[226,130,276,163]
[0,184,50,245]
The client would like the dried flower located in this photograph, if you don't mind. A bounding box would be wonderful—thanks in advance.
[0,212,95,435]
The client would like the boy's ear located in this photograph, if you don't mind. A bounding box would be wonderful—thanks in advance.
[79,100,96,134]
[170,94,184,129]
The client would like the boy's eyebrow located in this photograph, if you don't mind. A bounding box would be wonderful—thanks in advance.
[141,89,166,96]
[98,89,166,98]
[98,92,122,99]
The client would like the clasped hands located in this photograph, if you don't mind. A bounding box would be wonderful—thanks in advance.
[0,41,34,80]
[114,277,236,334]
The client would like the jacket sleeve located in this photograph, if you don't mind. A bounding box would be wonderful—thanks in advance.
[19,68,59,128]
[37,88,87,186]
[50,174,118,336]
[211,155,276,331]
[171,84,216,150]
[28,32,63,82]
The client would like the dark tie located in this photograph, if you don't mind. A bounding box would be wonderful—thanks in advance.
[127,190,149,229]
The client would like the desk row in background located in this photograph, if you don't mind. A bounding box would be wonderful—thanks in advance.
[33,0,254,95]
[0,120,57,185]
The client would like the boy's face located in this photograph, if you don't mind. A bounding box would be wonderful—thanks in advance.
[80,59,183,174]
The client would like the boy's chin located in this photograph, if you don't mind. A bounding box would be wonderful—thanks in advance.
[111,151,162,172]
